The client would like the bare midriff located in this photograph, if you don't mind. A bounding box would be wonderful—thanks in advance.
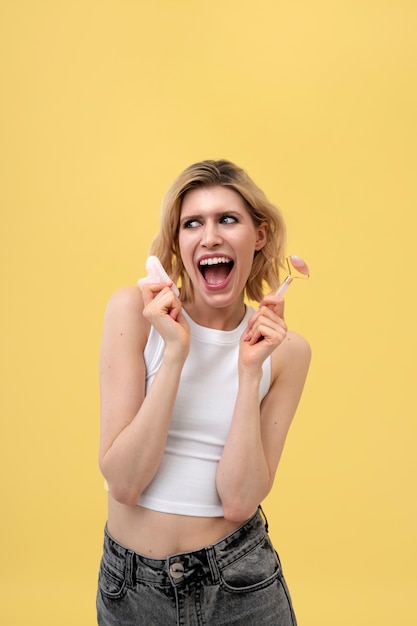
[106,494,246,559]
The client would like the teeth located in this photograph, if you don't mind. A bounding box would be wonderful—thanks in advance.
[199,257,232,266]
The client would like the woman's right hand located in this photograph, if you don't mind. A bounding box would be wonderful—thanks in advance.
[140,282,190,359]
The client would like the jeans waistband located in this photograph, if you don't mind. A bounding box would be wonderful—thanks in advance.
[103,507,268,588]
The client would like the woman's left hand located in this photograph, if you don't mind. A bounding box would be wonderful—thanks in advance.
[240,294,287,368]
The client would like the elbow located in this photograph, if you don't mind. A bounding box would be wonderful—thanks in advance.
[100,460,142,507]
[221,482,273,523]
[222,502,259,524]
[108,483,141,507]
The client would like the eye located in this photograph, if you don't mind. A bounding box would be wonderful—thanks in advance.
[219,215,238,224]
[183,219,202,229]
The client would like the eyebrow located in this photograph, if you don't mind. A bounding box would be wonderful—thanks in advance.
[179,209,242,224]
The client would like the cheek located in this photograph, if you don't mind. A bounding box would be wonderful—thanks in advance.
[235,233,257,256]
[178,235,193,268]
[177,233,186,256]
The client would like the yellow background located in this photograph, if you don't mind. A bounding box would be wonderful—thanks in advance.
[1,1,416,624]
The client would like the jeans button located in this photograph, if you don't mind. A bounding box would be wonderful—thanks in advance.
[169,562,184,580]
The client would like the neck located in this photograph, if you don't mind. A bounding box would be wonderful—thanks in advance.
[182,299,247,331]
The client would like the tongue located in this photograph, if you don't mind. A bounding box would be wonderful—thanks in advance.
[204,264,230,285]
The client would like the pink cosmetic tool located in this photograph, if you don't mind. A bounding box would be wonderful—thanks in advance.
[138,255,180,296]
[275,255,310,297]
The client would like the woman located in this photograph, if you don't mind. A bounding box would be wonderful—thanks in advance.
[97,159,311,625]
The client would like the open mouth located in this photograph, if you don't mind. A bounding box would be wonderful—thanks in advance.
[199,257,234,286]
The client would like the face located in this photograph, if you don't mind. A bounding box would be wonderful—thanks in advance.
[178,185,267,309]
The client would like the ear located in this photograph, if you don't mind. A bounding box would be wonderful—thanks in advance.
[254,222,268,251]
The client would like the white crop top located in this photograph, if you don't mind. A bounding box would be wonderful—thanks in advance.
[138,306,271,517]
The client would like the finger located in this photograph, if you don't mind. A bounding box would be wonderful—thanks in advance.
[259,293,285,317]
[243,309,273,340]
[168,301,183,321]
[246,297,285,333]
[255,305,285,330]
[139,282,173,306]
[245,313,287,345]
[248,324,287,346]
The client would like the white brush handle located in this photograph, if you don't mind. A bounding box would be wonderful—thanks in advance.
[137,255,179,296]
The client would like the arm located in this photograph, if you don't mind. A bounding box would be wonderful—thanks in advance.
[216,297,311,522]
[98,284,189,506]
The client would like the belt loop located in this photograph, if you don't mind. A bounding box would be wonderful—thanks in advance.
[206,546,220,584]
[125,550,134,588]
[258,504,269,533]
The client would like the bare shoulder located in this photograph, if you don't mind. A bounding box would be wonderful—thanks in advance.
[102,286,149,347]
[282,330,311,358]
[105,285,144,314]
[104,286,145,324]
[272,329,311,379]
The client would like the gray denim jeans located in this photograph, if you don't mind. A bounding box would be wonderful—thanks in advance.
[96,508,297,625]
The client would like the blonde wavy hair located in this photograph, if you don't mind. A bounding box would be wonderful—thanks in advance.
[150,159,287,303]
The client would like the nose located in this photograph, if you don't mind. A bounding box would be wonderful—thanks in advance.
[201,222,222,248]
